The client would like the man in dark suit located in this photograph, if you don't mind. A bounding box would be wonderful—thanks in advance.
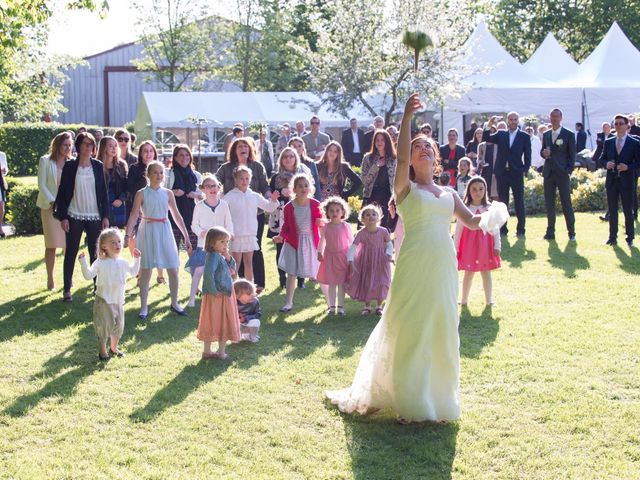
[341,118,366,166]
[575,122,587,151]
[541,109,576,241]
[629,116,640,219]
[439,128,466,186]
[483,112,532,236]
[362,116,385,154]
[463,121,478,145]
[600,114,640,246]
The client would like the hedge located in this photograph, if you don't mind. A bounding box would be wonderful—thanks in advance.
[0,123,114,176]
[6,183,42,235]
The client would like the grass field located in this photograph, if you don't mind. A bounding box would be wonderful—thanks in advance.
[0,213,639,479]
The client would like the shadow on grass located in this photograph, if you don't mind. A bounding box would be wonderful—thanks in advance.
[500,236,536,268]
[3,320,102,417]
[341,413,459,480]
[129,361,231,423]
[459,305,499,358]
[613,245,640,275]
[547,240,590,278]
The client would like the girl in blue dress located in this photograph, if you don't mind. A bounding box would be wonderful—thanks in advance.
[126,161,192,319]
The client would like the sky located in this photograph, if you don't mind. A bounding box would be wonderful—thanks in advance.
[46,0,233,58]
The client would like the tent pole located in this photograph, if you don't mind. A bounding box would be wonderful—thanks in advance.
[582,89,593,150]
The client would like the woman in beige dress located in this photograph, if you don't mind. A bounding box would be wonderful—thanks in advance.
[37,132,73,290]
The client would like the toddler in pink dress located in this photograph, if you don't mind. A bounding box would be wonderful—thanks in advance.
[346,204,393,315]
[317,196,353,315]
[454,176,501,306]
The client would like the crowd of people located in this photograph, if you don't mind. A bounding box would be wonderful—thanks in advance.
[20,104,637,422]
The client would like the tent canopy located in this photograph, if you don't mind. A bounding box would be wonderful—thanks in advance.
[461,21,553,88]
[523,33,579,81]
[136,91,368,131]
[560,22,640,87]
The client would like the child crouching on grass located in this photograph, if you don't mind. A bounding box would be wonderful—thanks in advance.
[234,279,261,343]
[79,228,140,361]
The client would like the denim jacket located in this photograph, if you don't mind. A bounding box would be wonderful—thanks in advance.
[202,252,236,296]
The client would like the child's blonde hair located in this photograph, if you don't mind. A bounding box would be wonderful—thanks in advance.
[146,160,165,177]
[204,226,231,253]
[458,157,473,175]
[232,165,252,179]
[199,173,221,190]
[321,196,350,219]
[96,228,122,259]
[233,278,256,297]
[358,203,383,223]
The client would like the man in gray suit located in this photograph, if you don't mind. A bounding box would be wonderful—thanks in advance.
[302,115,330,160]
[541,108,576,241]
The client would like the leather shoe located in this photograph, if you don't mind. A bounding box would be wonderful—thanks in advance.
[543,233,555,241]
[569,235,576,242]
[599,215,609,222]
[170,306,188,316]
[605,239,617,246]
[62,292,73,303]
[98,353,110,362]
[626,239,634,247]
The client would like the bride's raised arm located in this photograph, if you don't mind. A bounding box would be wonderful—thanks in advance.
[394,93,423,204]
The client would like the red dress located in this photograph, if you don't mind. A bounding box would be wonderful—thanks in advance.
[457,206,501,272]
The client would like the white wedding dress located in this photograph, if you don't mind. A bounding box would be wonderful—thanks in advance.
[326,184,461,421]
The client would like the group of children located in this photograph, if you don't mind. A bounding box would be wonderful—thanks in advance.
[77,154,502,362]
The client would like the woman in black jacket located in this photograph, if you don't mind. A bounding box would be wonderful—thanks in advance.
[54,132,110,302]
[97,136,128,228]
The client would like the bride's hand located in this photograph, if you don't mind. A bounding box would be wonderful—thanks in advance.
[404,93,423,116]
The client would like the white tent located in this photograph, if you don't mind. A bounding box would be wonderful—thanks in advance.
[442,21,582,136]
[135,91,370,144]
[560,22,640,134]
[523,33,579,81]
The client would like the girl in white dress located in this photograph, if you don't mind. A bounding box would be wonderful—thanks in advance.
[186,175,233,307]
[224,165,279,283]
[326,93,507,423]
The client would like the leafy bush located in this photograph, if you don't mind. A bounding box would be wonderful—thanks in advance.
[0,123,112,175]
[6,184,41,235]
[347,195,362,223]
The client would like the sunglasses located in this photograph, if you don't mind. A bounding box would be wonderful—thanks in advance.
[613,122,626,126]
[116,137,130,142]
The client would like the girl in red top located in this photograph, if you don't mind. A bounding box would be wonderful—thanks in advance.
[273,173,322,312]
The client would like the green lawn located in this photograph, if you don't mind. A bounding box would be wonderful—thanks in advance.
[1,213,639,479]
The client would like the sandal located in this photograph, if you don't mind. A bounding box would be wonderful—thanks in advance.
[109,348,125,358]
[201,352,218,360]
[62,292,73,303]
[326,306,335,315]
[375,307,383,315]
[279,305,293,313]
[336,306,345,316]
[361,307,371,316]
[156,276,166,284]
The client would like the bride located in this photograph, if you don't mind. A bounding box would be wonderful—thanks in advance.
[326,93,506,422]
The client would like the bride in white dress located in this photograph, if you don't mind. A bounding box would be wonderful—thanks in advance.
[326,93,507,422]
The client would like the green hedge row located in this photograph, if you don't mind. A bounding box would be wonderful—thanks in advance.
[6,183,42,235]
[0,123,115,176]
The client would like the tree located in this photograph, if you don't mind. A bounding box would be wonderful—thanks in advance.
[225,0,311,91]
[306,0,476,124]
[0,1,103,121]
[131,0,227,92]
[484,0,640,62]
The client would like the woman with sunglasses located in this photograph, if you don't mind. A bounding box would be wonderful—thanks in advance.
[115,129,137,167]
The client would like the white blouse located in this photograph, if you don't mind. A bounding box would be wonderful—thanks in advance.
[80,256,140,304]
[224,188,278,237]
[68,166,100,220]
[191,199,234,248]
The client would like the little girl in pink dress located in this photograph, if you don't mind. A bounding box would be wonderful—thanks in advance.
[317,196,353,315]
[454,176,501,305]
[346,204,393,315]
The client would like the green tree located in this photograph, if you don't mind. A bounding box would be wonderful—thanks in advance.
[485,0,640,62]
[225,0,311,91]
[306,0,475,123]
[131,0,226,92]
[0,1,102,121]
